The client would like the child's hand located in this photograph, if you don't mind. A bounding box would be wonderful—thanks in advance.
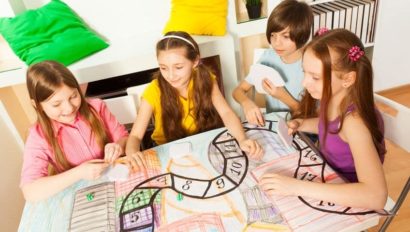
[242,100,265,126]
[104,143,123,164]
[127,152,147,172]
[239,139,264,160]
[79,159,109,180]
[262,79,287,98]
[287,119,301,135]
[258,173,300,196]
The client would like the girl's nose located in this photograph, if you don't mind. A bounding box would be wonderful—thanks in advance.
[302,76,310,88]
[168,70,176,80]
[63,101,75,113]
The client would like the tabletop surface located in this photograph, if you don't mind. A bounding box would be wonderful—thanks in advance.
[18,113,380,232]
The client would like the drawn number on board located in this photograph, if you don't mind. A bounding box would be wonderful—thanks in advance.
[300,171,317,181]
[130,211,140,223]
[225,143,237,152]
[156,176,167,185]
[182,180,192,190]
[216,178,225,189]
[318,201,335,207]
[230,161,243,176]
[131,191,142,205]
[303,150,317,161]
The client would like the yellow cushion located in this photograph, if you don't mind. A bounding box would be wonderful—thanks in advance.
[163,0,228,36]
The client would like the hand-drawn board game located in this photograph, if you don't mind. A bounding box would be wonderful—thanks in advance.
[69,118,380,232]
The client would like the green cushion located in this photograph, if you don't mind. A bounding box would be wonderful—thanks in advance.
[0,0,109,66]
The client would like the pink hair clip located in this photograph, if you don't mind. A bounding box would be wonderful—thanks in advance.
[315,27,329,36]
[348,46,364,62]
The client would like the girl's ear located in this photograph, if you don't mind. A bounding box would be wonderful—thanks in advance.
[342,71,356,88]
[193,55,200,68]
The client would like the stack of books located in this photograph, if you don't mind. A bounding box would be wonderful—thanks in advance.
[310,0,378,45]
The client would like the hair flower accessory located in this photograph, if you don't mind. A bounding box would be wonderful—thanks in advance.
[315,27,329,36]
[348,46,364,62]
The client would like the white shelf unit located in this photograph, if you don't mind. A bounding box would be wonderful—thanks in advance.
[310,0,379,47]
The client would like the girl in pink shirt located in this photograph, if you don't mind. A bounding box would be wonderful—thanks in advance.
[21,61,129,202]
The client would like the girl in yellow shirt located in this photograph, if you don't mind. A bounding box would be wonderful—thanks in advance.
[126,31,263,169]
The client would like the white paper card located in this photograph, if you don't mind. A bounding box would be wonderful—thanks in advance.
[248,63,285,94]
[276,117,293,149]
[104,164,129,181]
[169,142,192,159]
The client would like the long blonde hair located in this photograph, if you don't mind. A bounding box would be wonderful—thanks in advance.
[26,61,110,173]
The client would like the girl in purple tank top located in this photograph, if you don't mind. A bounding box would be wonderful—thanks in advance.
[318,105,385,183]
[259,29,387,210]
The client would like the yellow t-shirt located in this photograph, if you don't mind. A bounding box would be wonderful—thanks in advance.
[142,74,216,145]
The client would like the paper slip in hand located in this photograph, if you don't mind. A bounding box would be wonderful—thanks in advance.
[248,63,285,94]
[169,142,192,159]
[103,164,129,181]
[276,117,293,149]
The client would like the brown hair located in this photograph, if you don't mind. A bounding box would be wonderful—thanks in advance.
[26,61,110,173]
[266,0,313,48]
[296,29,385,155]
[155,31,223,142]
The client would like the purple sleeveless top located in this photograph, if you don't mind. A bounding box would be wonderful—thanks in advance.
[318,107,386,182]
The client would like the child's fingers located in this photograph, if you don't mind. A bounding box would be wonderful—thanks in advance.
[240,142,251,153]
[287,120,300,135]
[114,157,128,165]
[241,140,263,160]
[257,147,264,159]
[261,80,270,93]
[287,120,300,129]
[259,173,278,183]
[259,184,281,196]
[246,111,258,126]
[130,153,146,172]
[111,145,122,161]
[259,182,276,191]
[128,155,139,170]
[255,111,265,127]
[93,163,109,179]
[106,144,124,164]
[115,157,134,173]
[258,178,281,195]
[251,142,264,160]
[104,145,115,163]
[262,78,274,88]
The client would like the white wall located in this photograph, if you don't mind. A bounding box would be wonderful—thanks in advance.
[7,0,409,92]
[0,0,25,16]
[0,0,16,16]
[22,0,171,42]
[18,0,275,41]
[0,101,25,231]
[372,0,410,91]
[7,0,253,80]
